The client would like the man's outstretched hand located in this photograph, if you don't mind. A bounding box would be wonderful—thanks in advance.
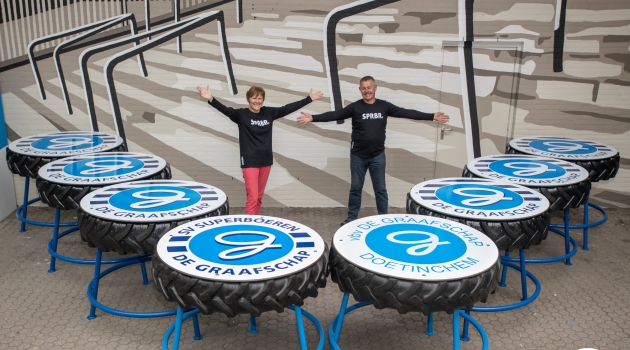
[309,89,323,101]
[196,85,213,102]
[433,112,450,123]
[297,112,313,125]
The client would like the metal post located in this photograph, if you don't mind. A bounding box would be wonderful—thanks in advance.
[48,208,61,273]
[192,313,202,340]
[499,251,509,287]
[87,248,103,320]
[583,199,589,250]
[453,310,460,350]
[140,261,149,285]
[564,209,572,266]
[519,249,528,300]
[461,310,471,342]
[20,177,30,232]
[333,293,350,343]
[294,305,308,350]
[173,306,184,350]
[426,313,435,336]
[249,314,258,334]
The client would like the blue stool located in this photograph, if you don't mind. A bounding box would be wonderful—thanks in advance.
[507,136,620,251]
[6,131,124,232]
[153,215,328,350]
[80,180,228,320]
[329,214,501,349]
[35,151,170,272]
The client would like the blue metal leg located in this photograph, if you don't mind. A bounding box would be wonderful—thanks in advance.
[453,310,460,350]
[294,305,308,350]
[172,306,184,350]
[249,314,258,334]
[426,313,435,336]
[583,199,589,250]
[87,248,103,320]
[564,209,572,266]
[48,208,61,273]
[333,293,350,344]
[459,311,489,350]
[20,177,30,232]
[519,249,528,300]
[460,310,471,342]
[192,314,202,340]
[499,251,510,287]
[140,261,149,285]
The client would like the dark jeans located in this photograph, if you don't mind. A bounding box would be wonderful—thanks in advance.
[347,151,388,221]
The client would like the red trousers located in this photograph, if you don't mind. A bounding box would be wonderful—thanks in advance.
[242,166,271,215]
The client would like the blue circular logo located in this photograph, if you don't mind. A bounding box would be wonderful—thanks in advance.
[32,135,104,151]
[436,184,523,210]
[365,224,467,265]
[63,156,145,177]
[529,140,597,155]
[108,186,202,212]
[188,225,294,266]
[488,159,566,179]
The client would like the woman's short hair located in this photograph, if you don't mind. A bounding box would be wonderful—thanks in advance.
[246,86,266,101]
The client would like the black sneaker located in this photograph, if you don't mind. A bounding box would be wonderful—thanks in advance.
[340,220,351,227]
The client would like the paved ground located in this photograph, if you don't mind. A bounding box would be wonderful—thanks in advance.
[0,205,628,349]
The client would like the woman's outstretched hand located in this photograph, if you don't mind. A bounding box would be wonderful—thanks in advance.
[309,89,323,101]
[196,85,213,102]
[433,112,450,123]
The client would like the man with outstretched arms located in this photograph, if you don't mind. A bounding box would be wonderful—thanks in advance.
[297,76,450,226]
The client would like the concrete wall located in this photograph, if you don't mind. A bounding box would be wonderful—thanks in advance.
[0,0,628,208]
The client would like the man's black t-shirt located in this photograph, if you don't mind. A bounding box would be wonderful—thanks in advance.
[311,99,433,158]
[209,96,312,168]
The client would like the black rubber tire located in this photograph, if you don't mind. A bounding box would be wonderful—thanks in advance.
[151,245,329,317]
[506,144,620,182]
[77,200,229,256]
[462,166,591,212]
[329,246,500,315]
[5,143,127,178]
[406,193,549,252]
[36,163,172,210]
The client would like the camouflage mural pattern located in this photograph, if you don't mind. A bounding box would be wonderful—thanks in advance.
[0,0,628,208]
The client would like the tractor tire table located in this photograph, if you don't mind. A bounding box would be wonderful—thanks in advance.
[507,136,620,250]
[154,215,328,350]
[329,214,500,349]
[463,154,591,265]
[36,152,171,272]
[407,178,551,315]
[78,180,228,319]
[6,131,124,231]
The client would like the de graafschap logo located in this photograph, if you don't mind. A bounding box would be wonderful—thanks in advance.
[510,136,617,160]
[155,215,325,282]
[80,180,227,223]
[38,152,167,185]
[410,178,549,220]
[467,155,589,186]
[8,131,123,157]
[333,215,498,282]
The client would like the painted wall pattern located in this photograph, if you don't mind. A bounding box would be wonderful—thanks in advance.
[0,0,628,208]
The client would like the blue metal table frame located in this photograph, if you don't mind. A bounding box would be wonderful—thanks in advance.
[47,207,135,272]
[17,177,76,232]
[329,293,489,350]
[550,199,607,251]
[163,305,325,350]
[86,248,179,319]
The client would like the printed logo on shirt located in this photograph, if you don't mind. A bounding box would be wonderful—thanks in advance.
[362,113,383,120]
[251,119,270,127]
